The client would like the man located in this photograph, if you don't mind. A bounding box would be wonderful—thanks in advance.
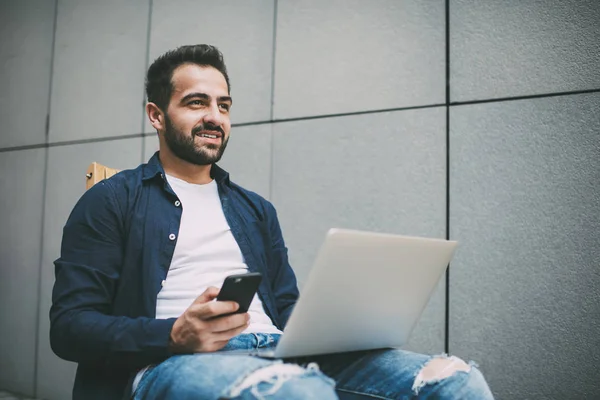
[51,44,494,399]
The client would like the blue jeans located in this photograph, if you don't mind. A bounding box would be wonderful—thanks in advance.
[133,334,494,399]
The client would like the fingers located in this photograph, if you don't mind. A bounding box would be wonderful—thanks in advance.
[191,298,238,319]
[208,313,250,333]
[212,321,251,344]
[188,314,249,353]
[192,288,239,319]
[170,289,251,354]
[194,286,220,304]
[169,312,249,354]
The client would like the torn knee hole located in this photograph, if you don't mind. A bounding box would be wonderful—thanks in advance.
[226,362,319,398]
[419,356,471,381]
[412,356,471,394]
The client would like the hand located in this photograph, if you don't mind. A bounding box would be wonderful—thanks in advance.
[169,286,250,354]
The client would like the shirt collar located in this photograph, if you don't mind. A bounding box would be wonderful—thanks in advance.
[142,151,230,185]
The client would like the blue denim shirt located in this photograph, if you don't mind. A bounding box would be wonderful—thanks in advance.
[50,152,299,399]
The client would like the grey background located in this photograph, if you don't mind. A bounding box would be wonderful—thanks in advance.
[0,0,598,399]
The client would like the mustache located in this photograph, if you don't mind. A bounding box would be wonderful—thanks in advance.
[192,123,224,136]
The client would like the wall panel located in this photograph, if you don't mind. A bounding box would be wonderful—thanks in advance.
[274,0,445,119]
[49,0,149,142]
[0,1,55,148]
[0,149,46,396]
[449,93,600,399]
[451,0,600,101]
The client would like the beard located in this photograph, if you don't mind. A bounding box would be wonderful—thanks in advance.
[163,114,229,166]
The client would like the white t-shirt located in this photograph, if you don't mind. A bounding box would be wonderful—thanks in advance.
[133,175,281,392]
[155,174,281,333]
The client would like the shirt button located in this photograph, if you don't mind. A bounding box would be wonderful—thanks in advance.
[161,280,166,287]
[169,233,176,240]
[174,200,181,207]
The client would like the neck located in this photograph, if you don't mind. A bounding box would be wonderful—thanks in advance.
[158,149,213,185]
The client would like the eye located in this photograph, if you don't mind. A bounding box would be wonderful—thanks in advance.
[219,103,231,112]
[188,100,203,106]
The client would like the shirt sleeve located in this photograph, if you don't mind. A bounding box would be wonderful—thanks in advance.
[264,202,300,328]
[50,180,175,370]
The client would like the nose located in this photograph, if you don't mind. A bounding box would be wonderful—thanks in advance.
[203,102,224,127]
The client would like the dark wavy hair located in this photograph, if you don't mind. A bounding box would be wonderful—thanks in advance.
[145,44,230,111]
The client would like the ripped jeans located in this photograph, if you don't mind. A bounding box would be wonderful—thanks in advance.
[133,333,494,399]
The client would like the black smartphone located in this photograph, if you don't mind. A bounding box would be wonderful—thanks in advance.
[216,272,262,314]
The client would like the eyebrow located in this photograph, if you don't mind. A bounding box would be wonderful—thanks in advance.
[180,92,233,105]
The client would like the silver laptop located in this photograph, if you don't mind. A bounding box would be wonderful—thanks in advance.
[225,228,457,359]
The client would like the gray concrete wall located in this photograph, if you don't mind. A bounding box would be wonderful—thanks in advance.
[0,1,598,399]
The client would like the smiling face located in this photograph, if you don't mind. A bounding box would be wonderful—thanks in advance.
[159,63,232,166]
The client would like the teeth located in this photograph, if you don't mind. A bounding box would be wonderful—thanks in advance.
[200,134,218,139]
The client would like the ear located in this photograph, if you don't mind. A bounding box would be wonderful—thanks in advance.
[146,102,165,132]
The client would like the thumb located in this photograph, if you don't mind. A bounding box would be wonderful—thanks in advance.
[194,286,220,304]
